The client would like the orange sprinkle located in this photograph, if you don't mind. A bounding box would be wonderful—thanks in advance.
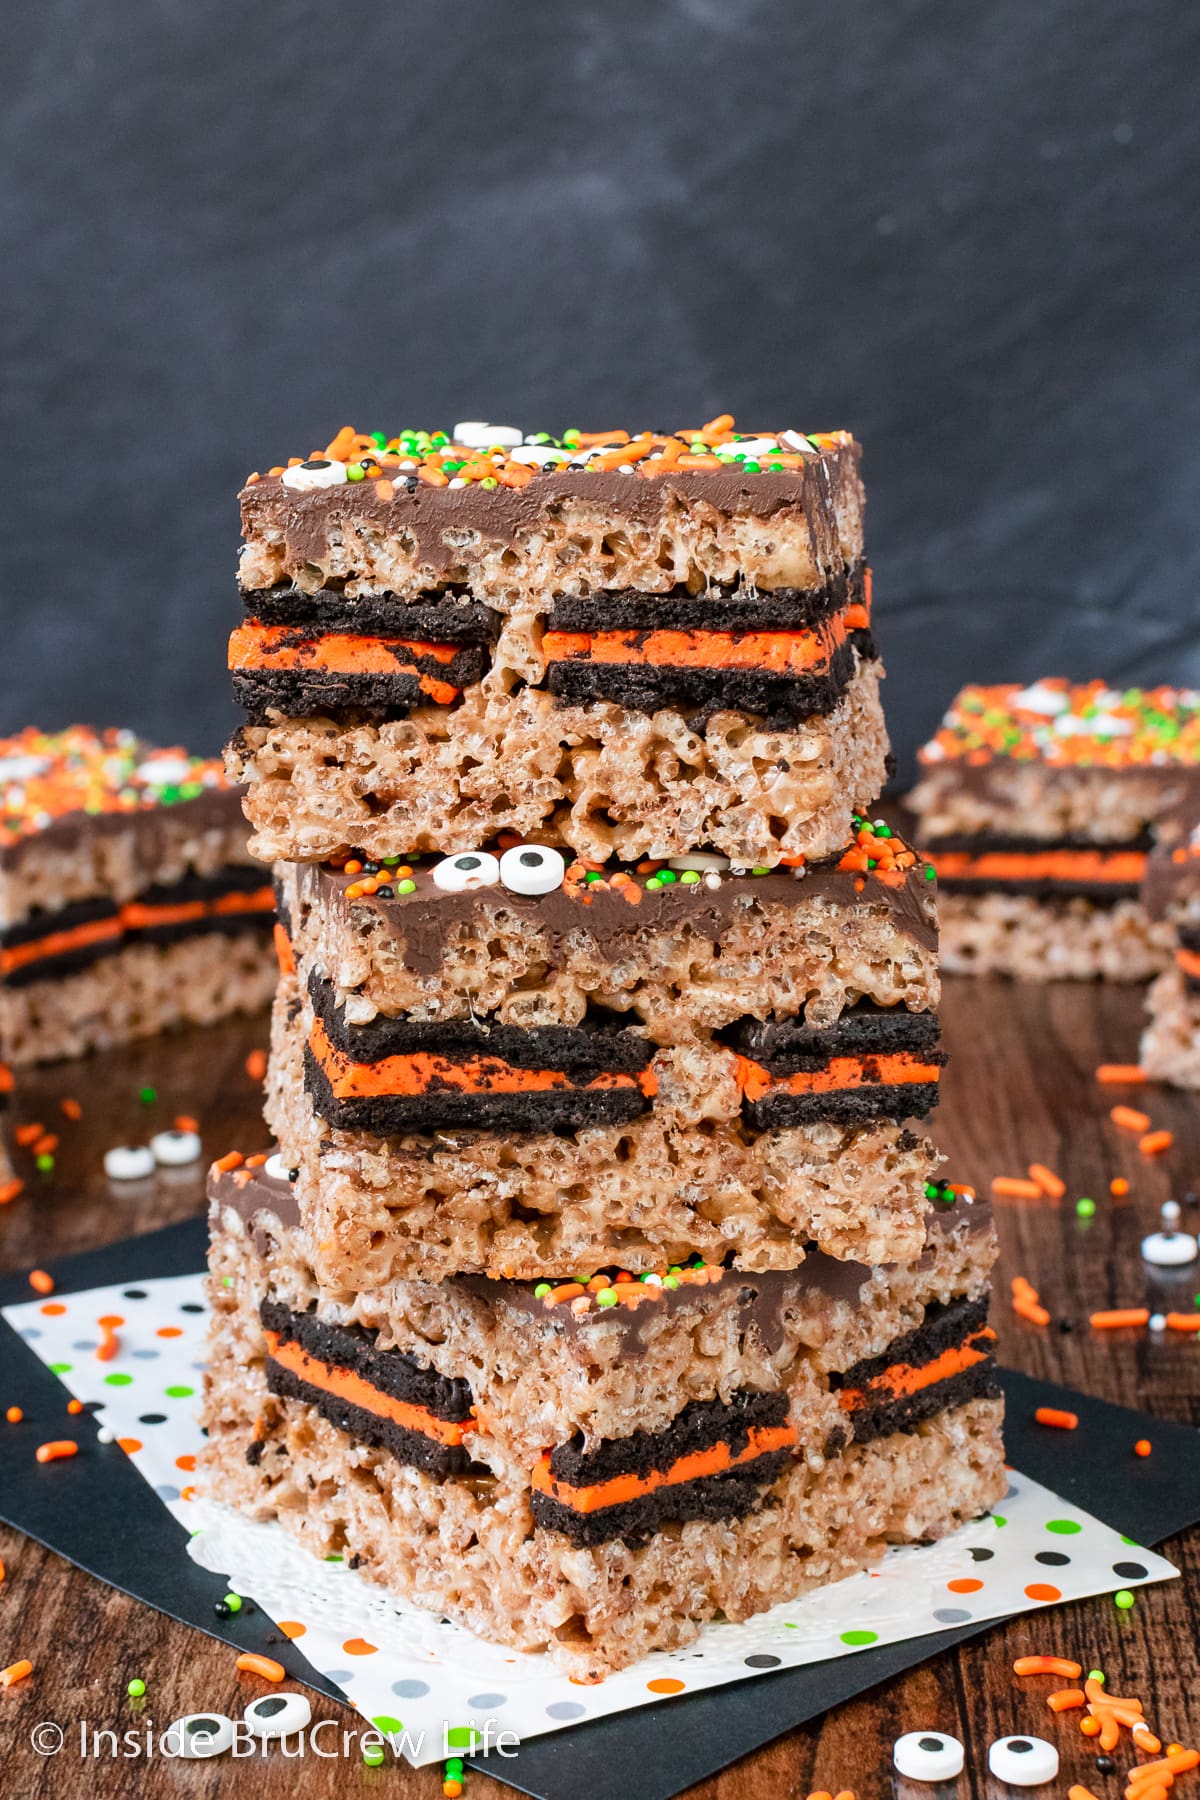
[1035,1407,1078,1430]
[1029,1162,1066,1199]
[1164,1312,1200,1333]
[5,1406,23,1423]
[60,1097,82,1121]
[1135,1439,1152,1456]
[96,1329,120,1363]
[0,1660,32,1686]
[1111,1177,1130,1197]
[1111,1105,1151,1133]
[35,1440,78,1463]
[1090,1308,1150,1329]
[545,1283,585,1306]
[1049,1688,1086,1711]
[1013,1298,1051,1326]
[32,1135,58,1157]
[1097,1064,1147,1085]
[992,1176,1043,1199]
[66,1399,83,1415]
[1139,1130,1173,1157]
[0,1180,23,1205]
[1012,1275,1040,1300]
[1080,1715,1102,1737]
[1069,1787,1102,1800]
[213,1151,244,1174]
[174,1114,198,1133]
[245,1049,267,1082]
[15,1123,43,1147]
[1014,1655,1084,1677]
[28,1270,54,1296]
[235,1653,285,1682]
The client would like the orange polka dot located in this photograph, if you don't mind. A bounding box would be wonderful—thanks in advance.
[342,1638,377,1656]
[97,1314,124,1329]
[117,1438,142,1454]
[156,1326,183,1339]
[1024,1582,1061,1602]
[277,1621,307,1640]
[646,1678,686,1695]
[40,1302,66,1316]
[947,1578,984,1593]
[175,1454,196,1472]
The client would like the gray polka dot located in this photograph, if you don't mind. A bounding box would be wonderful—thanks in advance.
[1005,1483,1018,1500]
[391,1680,429,1698]
[323,1670,354,1686]
[72,1338,98,1351]
[132,1348,160,1360]
[154,1484,180,1501]
[545,1701,586,1721]
[19,1328,41,1341]
[744,1654,781,1668]
[467,1693,508,1709]
[932,1607,971,1623]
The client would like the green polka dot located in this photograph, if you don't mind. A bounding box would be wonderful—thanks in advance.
[371,1715,403,1735]
[164,1385,194,1398]
[49,1362,72,1375]
[839,1629,878,1646]
[1121,1535,1141,1547]
[992,1514,1007,1527]
[1046,1519,1082,1535]
[104,1372,133,1386]
[446,1727,480,1751]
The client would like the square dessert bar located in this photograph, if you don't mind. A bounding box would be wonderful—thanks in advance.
[0,726,276,1065]
[202,1153,1003,1680]
[267,821,947,1280]
[226,420,890,867]
[908,681,1200,979]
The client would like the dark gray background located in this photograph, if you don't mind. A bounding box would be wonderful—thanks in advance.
[5,1,1198,780]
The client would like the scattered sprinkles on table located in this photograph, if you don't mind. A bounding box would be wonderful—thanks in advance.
[918,681,1200,771]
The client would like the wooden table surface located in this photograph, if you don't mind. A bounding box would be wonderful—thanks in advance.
[1,978,1198,1798]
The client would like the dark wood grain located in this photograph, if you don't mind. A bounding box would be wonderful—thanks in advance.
[1,978,1197,1798]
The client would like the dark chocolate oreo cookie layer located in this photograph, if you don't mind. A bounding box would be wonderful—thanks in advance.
[531,1456,792,1546]
[848,1360,1002,1447]
[747,1080,943,1129]
[231,655,487,725]
[241,584,499,642]
[547,562,868,634]
[832,1295,997,1446]
[263,1358,473,1479]
[259,1300,473,1421]
[926,832,1152,902]
[547,1389,790,1488]
[545,632,861,725]
[728,1006,942,1070]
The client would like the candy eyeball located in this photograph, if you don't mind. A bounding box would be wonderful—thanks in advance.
[150,1129,202,1167]
[280,458,348,491]
[498,845,566,895]
[987,1736,1059,1785]
[264,1152,295,1183]
[104,1145,156,1181]
[892,1730,964,1781]
[135,756,194,787]
[432,852,501,893]
[452,422,523,449]
[1141,1230,1198,1266]
[164,1713,235,1758]
[243,1692,313,1738]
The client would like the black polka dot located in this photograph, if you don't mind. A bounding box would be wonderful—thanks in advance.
[138,1412,168,1425]
[180,1302,204,1314]
[122,1288,148,1300]
[968,1547,995,1562]
[743,1654,780,1668]
[1113,1560,1147,1579]
[1035,1550,1070,1566]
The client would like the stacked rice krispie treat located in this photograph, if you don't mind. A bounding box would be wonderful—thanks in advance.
[1141,804,1200,1085]
[908,681,1200,980]
[201,418,1004,1678]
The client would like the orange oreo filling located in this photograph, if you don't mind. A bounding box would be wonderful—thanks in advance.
[1176,946,1200,979]
[264,1331,469,1447]
[308,1016,657,1102]
[542,613,849,675]
[1,885,275,977]
[933,847,1148,886]
[1,915,123,976]
[838,1326,996,1413]
[274,921,296,977]
[532,1420,797,1515]
[228,622,462,705]
[735,1050,941,1104]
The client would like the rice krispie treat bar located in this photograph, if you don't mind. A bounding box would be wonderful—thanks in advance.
[0,727,276,1065]
[265,821,946,1279]
[201,1153,1003,1679]
[908,681,1200,979]
[1141,806,1200,1085]
[226,421,891,867]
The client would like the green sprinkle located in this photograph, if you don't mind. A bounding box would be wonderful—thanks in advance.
[742,460,761,472]
[645,876,662,889]
[662,1275,680,1290]
[751,865,770,876]
[925,1182,939,1199]
[585,871,603,883]
[1088,1669,1105,1684]
[657,869,677,883]
[221,1275,233,1288]
[223,1593,242,1614]
[534,1282,551,1299]
[126,1678,146,1698]
[1114,1588,1136,1609]
[446,1758,465,1775]
[362,1744,385,1766]
[139,1086,157,1105]
[36,1153,54,1173]
[396,879,416,894]
[1076,1196,1096,1218]
[480,476,499,489]
[346,464,366,482]
[324,1553,344,1562]
[381,855,401,867]
[680,870,700,884]
[924,866,936,881]
[596,1288,618,1308]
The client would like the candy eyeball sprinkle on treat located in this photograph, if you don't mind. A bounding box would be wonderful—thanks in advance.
[452,422,523,449]
[264,1152,294,1183]
[987,1736,1059,1785]
[163,1713,235,1758]
[432,852,501,892]
[135,756,193,788]
[150,1129,202,1167]
[243,1692,313,1738]
[104,1145,156,1181]
[498,844,566,895]
[892,1730,965,1781]
[280,458,348,491]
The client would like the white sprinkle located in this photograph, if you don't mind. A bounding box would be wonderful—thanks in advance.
[104,1145,155,1181]
[1162,1199,1182,1226]
[97,1426,115,1445]
[1150,1313,1167,1331]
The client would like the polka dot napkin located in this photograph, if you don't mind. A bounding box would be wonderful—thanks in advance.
[3,1274,1177,1767]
